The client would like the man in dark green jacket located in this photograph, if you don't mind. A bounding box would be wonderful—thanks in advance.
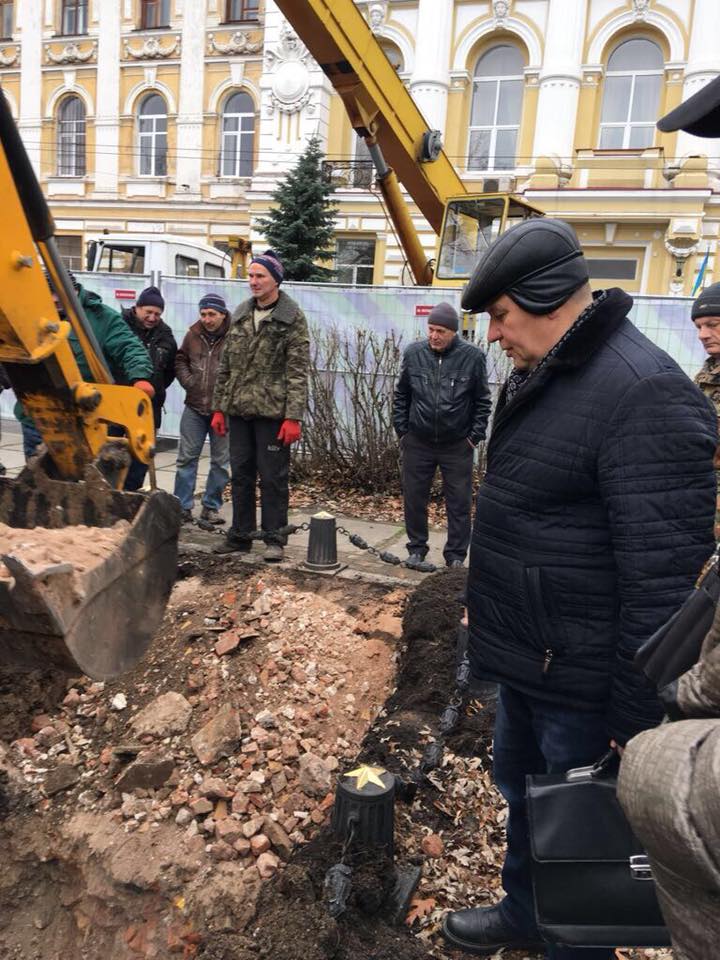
[17,274,154,459]
[212,250,309,562]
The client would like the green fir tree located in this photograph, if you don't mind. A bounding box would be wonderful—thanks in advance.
[255,135,338,282]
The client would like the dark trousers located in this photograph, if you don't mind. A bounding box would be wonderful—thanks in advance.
[493,684,614,959]
[228,416,289,544]
[401,431,473,564]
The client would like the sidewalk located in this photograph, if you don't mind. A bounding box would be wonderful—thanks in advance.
[0,419,454,582]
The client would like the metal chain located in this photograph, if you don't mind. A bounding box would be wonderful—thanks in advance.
[190,513,438,573]
[336,526,437,573]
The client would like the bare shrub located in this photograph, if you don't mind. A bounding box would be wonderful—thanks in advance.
[294,326,403,493]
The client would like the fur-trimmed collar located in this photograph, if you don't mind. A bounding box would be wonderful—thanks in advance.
[543,287,632,370]
[492,287,633,432]
[234,289,300,326]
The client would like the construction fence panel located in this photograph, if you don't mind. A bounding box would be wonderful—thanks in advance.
[0,275,706,441]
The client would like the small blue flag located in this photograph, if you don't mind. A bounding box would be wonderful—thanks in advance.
[692,245,711,297]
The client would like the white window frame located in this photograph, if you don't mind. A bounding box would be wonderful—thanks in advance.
[468,48,524,173]
[220,92,255,178]
[56,95,86,177]
[137,94,168,177]
[598,41,663,150]
[336,237,376,285]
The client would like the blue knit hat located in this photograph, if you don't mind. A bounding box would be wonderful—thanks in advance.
[250,249,284,284]
[137,285,165,310]
[198,292,228,314]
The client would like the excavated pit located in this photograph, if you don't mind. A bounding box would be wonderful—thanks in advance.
[3,557,673,960]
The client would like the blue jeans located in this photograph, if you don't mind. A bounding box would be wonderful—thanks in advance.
[173,406,230,511]
[493,684,613,960]
[21,421,43,459]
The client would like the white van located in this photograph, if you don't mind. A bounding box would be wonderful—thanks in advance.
[85,234,229,279]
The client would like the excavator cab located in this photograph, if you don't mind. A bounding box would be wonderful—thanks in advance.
[0,95,181,680]
[435,194,545,284]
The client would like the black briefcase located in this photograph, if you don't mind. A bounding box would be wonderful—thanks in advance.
[526,753,670,948]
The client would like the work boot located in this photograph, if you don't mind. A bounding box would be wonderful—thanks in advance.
[406,552,426,569]
[263,543,284,563]
[213,537,252,555]
[180,509,193,524]
[200,506,225,525]
[447,559,465,568]
[442,904,543,955]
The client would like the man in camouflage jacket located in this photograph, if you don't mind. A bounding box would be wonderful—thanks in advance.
[212,250,309,562]
[692,281,720,537]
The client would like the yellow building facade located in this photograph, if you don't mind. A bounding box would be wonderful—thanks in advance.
[0,0,718,294]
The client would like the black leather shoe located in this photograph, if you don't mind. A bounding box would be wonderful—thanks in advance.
[442,905,543,955]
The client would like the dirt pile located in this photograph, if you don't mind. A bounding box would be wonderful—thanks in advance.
[0,520,130,584]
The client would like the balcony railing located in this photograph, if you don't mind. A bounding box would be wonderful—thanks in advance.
[322,160,374,190]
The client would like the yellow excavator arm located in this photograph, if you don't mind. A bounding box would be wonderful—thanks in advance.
[274,0,543,287]
[0,94,181,680]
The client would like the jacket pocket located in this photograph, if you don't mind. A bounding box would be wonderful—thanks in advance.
[524,566,568,670]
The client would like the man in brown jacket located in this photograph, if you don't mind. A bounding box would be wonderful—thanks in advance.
[173,293,231,524]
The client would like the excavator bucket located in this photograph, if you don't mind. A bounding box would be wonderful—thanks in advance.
[0,462,182,680]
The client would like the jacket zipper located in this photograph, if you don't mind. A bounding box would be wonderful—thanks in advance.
[434,354,442,441]
[542,649,554,674]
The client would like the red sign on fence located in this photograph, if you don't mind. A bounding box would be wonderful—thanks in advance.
[114,289,137,300]
[415,304,433,317]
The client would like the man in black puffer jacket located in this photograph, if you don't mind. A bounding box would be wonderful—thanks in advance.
[442,219,717,960]
[121,285,177,489]
[394,302,491,567]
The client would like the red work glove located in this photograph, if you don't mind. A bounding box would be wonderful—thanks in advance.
[277,419,301,445]
[210,411,227,436]
[133,379,155,399]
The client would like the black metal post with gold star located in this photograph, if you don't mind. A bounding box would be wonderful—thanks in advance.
[328,763,421,923]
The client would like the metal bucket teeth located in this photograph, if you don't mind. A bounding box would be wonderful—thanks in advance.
[0,468,181,679]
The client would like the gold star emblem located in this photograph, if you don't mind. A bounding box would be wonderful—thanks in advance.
[343,765,388,790]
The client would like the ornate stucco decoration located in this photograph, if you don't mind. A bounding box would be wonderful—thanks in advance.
[265,23,313,116]
[632,0,651,20]
[367,2,388,33]
[0,46,19,67]
[46,41,96,65]
[124,36,180,60]
[493,0,512,24]
[207,31,262,56]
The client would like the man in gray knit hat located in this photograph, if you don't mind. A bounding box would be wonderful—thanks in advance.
[393,302,491,568]
[692,281,720,536]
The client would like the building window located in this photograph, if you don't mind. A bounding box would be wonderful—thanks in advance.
[220,91,255,177]
[138,93,167,176]
[599,38,663,149]
[56,95,86,176]
[225,0,259,22]
[586,257,638,280]
[56,235,83,271]
[468,44,524,171]
[336,238,375,285]
[379,41,403,72]
[140,0,170,29]
[61,0,87,35]
[1,0,13,38]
